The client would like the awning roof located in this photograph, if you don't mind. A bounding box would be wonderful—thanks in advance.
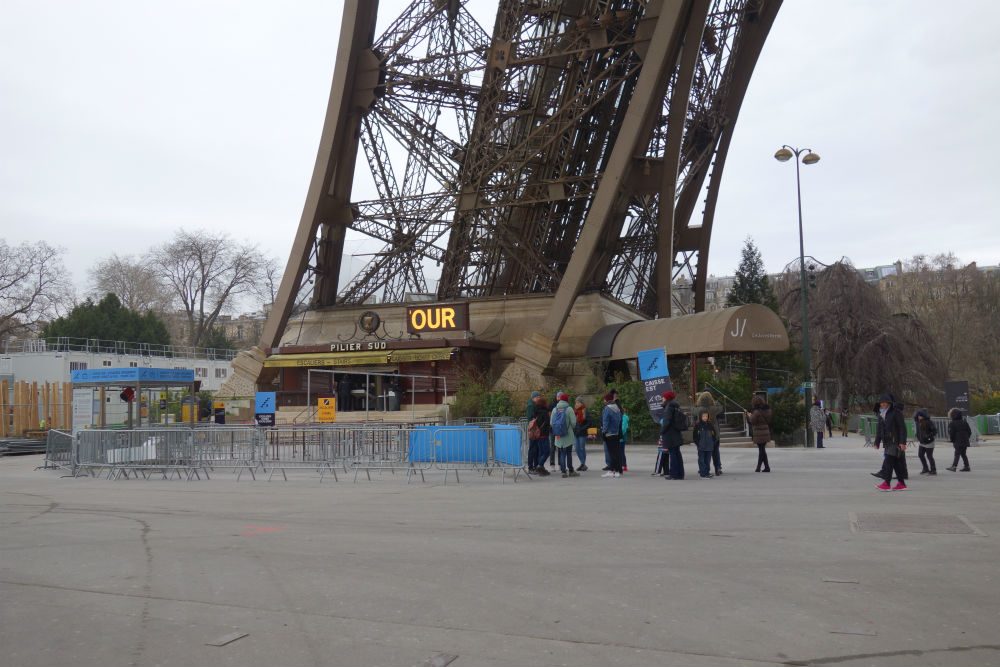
[586,304,789,359]
[263,347,456,368]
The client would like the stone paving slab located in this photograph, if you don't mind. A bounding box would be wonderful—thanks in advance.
[1,438,998,667]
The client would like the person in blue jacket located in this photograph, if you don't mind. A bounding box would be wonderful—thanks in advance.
[600,392,623,478]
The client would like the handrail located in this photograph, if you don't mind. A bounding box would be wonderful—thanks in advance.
[703,383,749,415]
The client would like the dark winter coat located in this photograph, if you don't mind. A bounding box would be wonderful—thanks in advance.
[529,403,551,438]
[748,404,772,445]
[692,419,719,452]
[874,402,907,457]
[948,413,972,449]
[914,410,937,448]
[659,400,684,448]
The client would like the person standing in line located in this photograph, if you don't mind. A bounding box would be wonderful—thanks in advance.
[810,400,827,448]
[914,409,938,475]
[840,406,850,437]
[620,408,631,472]
[659,390,685,480]
[600,393,623,478]
[550,392,578,477]
[573,397,589,472]
[872,393,908,491]
[747,395,772,472]
[693,409,719,479]
[696,391,724,476]
[548,389,562,469]
[946,408,972,472]
[527,394,551,476]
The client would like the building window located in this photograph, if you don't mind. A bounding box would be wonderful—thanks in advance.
[195,367,208,378]
[70,361,88,371]
[215,368,228,379]
[129,361,138,368]
[103,360,112,367]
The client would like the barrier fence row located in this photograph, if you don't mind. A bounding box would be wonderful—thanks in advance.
[858,415,981,447]
[46,424,531,483]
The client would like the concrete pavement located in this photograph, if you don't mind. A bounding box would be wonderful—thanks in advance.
[1,435,998,667]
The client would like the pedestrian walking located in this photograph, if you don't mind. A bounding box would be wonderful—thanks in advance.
[693,410,719,478]
[840,406,850,437]
[946,408,972,472]
[810,400,826,448]
[601,393,623,478]
[527,394,551,476]
[747,396,772,472]
[914,409,937,475]
[573,398,589,472]
[872,393,908,491]
[825,409,834,438]
[659,390,686,480]
[550,392,578,477]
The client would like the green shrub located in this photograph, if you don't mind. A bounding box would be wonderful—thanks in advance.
[972,391,1000,415]
[482,390,515,418]
[769,388,805,439]
[604,377,657,442]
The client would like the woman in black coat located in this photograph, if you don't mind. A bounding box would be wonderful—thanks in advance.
[872,393,908,491]
[746,395,772,473]
[946,408,972,472]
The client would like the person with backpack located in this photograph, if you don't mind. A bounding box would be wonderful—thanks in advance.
[620,409,631,473]
[550,392,578,477]
[659,390,686,480]
[946,408,972,472]
[573,397,589,472]
[600,393,623,478]
[914,409,938,475]
[747,395,772,472]
[527,394,551,476]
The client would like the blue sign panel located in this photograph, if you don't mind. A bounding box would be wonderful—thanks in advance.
[71,368,195,384]
[637,347,669,380]
[255,392,277,414]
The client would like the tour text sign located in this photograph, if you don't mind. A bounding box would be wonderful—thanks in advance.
[637,347,672,424]
[406,303,470,334]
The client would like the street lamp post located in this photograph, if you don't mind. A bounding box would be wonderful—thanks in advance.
[774,145,820,447]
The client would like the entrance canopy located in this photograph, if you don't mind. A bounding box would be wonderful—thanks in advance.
[586,304,788,360]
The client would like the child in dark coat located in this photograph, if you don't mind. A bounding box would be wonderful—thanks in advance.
[693,410,719,479]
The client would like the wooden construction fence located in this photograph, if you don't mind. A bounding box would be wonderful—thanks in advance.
[0,380,73,437]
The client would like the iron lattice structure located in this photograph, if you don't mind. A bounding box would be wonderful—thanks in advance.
[260,0,782,364]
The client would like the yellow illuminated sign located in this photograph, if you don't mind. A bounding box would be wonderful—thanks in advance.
[406,303,469,334]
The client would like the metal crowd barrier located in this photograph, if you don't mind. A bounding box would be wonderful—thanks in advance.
[43,430,74,470]
[860,415,980,447]
[61,423,530,483]
[76,429,207,480]
[986,415,1000,435]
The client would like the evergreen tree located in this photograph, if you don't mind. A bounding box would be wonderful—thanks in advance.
[43,293,171,345]
[726,237,778,311]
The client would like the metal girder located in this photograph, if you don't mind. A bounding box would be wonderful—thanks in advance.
[255,0,784,379]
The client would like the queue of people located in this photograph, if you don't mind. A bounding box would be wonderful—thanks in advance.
[527,386,977,488]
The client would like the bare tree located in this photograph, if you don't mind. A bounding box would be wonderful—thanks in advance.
[89,253,166,312]
[150,230,265,347]
[254,255,282,312]
[0,239,73,341]
[777,262,947,410]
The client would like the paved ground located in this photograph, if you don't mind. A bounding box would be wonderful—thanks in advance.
[2,434,999,667]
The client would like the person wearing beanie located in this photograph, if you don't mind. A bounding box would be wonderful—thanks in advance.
[547,389,564,468]
[525,390,541,420]
[809,399,827,448]
[659,390,686,480]
[600,392,623,478]
[693,408,719,478]
[872,393,908,491]
[946,408,972,472]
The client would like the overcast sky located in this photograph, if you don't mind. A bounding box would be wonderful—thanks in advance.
[2,0,998,308]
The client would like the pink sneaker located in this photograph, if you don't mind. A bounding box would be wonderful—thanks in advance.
[892,482,907,491]
[876,481,891,491]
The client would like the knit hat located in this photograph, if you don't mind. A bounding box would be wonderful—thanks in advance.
[530,391,540,398]
[603,392,616,402]
[662,390,676,401]
[557,392,569,402]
